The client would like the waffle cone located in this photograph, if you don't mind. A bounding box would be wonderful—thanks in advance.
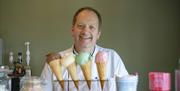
[67,62,79,90]
[58,80,64,90]
[96,62,106,90]
[81,61,92,89]
[49,59,64,89]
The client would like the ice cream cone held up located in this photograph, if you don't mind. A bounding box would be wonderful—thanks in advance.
[95,51,108,90]
[46,52,64,90]
[60,53,79,90]
[76,52,92,90]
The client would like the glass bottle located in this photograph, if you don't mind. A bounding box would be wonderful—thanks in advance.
[18,52,22,63]
[9,51,14,69]
[13,52,25,75]
[25,42,31,77]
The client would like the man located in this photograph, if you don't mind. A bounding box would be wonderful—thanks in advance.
[41,7,128,91]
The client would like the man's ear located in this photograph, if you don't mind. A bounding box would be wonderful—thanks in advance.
[97,31,101,39]
[71,27,74,36]
[71,26,74,31]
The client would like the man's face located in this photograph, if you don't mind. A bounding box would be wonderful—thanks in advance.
[72,10,101,51]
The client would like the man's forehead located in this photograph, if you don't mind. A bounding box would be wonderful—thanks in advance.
[76,10,99,23]
[77,10,98,18]
[74,10,100,30]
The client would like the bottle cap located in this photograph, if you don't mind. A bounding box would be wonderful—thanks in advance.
[18,52,22,55]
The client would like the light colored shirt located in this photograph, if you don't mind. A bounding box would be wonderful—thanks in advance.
[41,45,128,91]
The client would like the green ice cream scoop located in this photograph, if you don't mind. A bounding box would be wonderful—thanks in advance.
[75,52,91,65]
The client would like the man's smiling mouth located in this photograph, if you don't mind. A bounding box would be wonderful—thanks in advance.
[80,35,93,40]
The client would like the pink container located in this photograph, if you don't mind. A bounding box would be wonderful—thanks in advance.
[175,70,180,91]
[149,72,171,91]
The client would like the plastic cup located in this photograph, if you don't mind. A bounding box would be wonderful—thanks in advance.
[149,72,171,91]
[116,75,138,91]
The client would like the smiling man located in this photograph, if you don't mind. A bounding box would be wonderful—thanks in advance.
[41,7,129,91]
[72,7,101,53]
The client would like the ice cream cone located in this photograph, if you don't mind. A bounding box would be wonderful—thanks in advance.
[46,53,64,90]
[95,51,108,90]
[96,62,106,90]
[58,80,65,90]
[60,53,79,90]
[67,62,79,89]
[81,61,92,89]
[75,52,92,90]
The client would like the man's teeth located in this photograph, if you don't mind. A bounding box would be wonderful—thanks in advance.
[80,36,91,39]
[83,37,90,39]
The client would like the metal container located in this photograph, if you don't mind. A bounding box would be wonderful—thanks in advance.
[20,76,46,91]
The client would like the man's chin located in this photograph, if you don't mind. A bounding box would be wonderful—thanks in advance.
[81,45,90,49]
[80,44,92,49]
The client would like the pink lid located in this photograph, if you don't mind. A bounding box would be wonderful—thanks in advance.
[149,72,171,91]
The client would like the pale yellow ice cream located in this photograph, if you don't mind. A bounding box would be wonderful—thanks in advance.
[61,53,79,90]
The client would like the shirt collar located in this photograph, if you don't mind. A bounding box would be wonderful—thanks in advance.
[72,45,96,57]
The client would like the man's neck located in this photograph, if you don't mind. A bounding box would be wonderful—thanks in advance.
[74,45,95,55]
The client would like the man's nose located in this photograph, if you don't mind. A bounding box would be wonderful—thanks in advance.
[82,26,90,33]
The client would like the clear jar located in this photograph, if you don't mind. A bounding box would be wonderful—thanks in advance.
[0,65,10,91]
[0,78,9,91]
[20,76,45,91]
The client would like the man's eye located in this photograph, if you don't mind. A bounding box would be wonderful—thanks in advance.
[89,26,96,30]
[77,24,84,29]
